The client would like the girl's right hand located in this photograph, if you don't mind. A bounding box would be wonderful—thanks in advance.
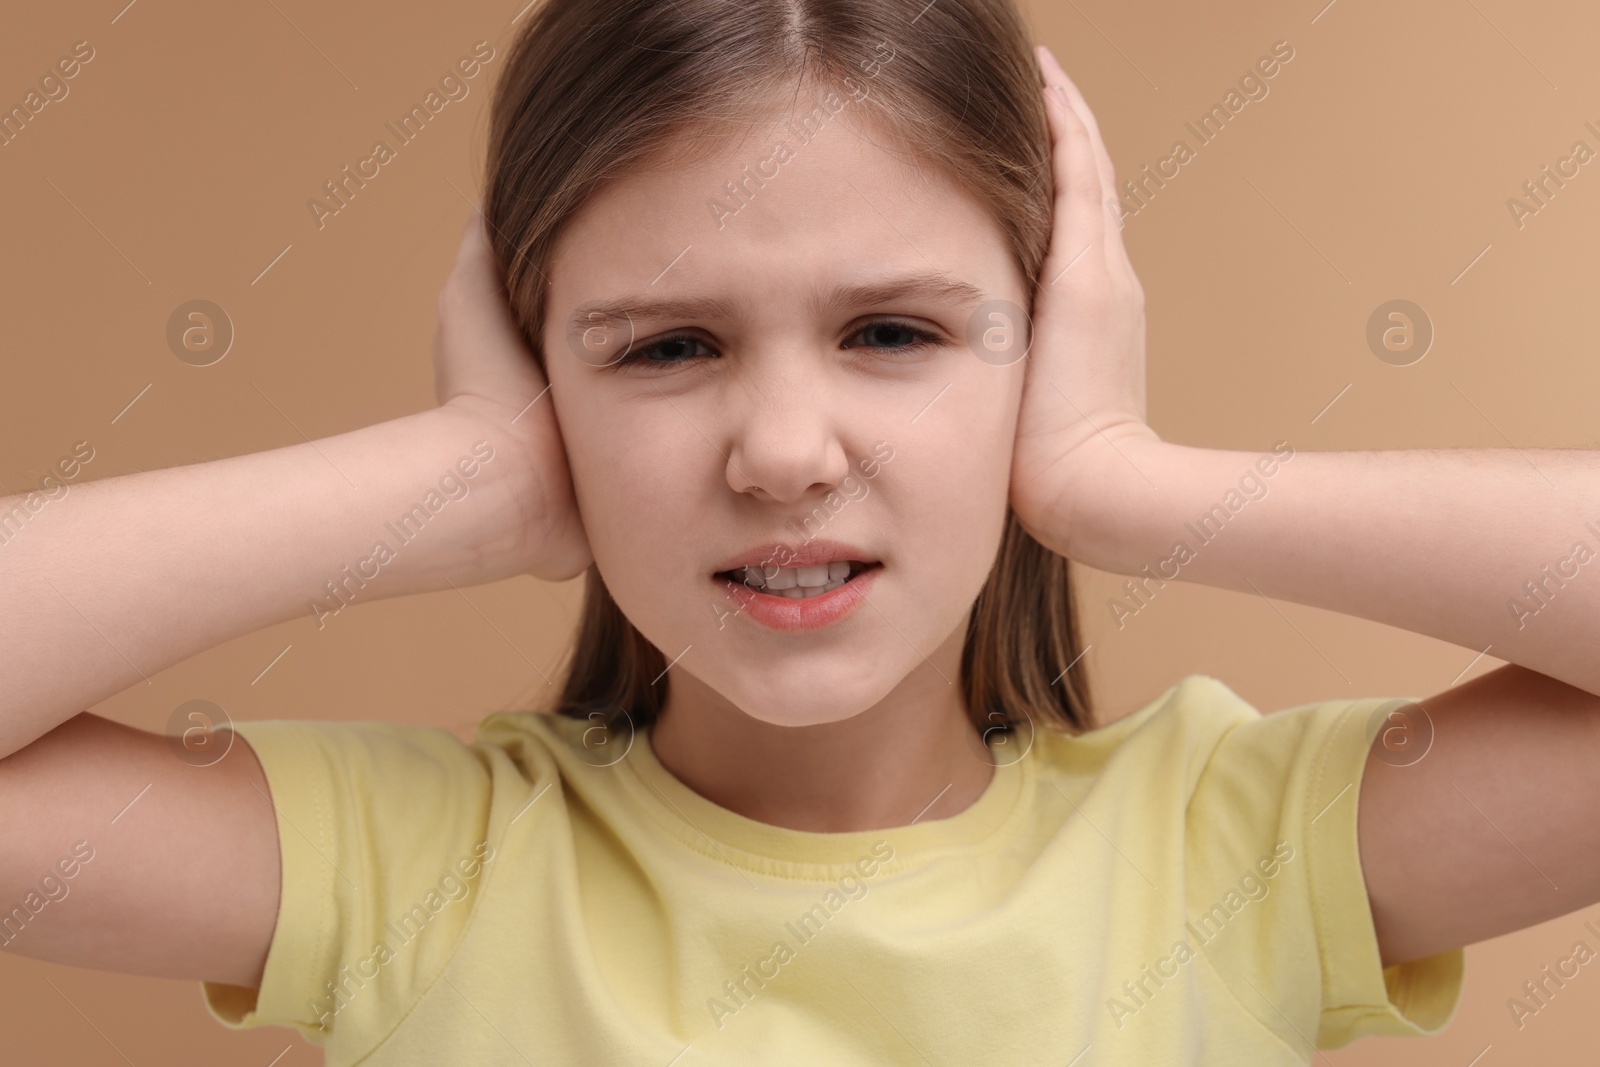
[431,210,593,583]
[0,211,595,997]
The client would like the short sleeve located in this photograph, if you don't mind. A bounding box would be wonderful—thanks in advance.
[1299,696,1464,1045]
[1182,682,1464,1053]
[201,719,497,1055]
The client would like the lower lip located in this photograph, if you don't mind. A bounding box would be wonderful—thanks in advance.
[713,565,882,632]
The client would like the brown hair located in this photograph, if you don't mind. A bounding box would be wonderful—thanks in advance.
[484,0,1093,738]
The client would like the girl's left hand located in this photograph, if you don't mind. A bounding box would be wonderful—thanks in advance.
[1010,45,1163,563]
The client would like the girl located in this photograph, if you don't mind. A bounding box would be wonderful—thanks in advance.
[4,0,1598,1063]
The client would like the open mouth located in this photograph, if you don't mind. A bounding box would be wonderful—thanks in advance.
[715,560,881,600]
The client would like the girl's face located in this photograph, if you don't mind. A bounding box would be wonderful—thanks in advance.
[541,91,1030,728]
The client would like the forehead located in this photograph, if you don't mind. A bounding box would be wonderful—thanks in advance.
[543,98,1017,323]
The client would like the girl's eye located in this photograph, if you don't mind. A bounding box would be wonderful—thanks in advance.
[612,319,941,371]
[843,320,942,353]
[616,333,716,369]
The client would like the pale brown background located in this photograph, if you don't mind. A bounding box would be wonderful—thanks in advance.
[2,0,1596,1063]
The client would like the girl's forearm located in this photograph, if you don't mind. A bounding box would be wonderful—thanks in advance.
[0,403,535,758]
[1051,440,1600,697]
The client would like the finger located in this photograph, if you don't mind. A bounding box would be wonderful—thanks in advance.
[1039,75,1109,285]
[449,208,503,295]
[1037,46,1136,278]
[1036,47,1116,199]
[435,207,549,407]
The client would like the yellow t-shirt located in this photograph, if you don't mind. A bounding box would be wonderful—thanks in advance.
[204,674,1463,1064]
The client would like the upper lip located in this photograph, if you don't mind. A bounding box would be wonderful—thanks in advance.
[713,538,880,574]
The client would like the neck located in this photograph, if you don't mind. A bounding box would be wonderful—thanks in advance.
[648,623,993,832]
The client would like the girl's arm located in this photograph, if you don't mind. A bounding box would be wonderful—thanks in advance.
[0,213,588,986]
[0,214,588,762]
[0,403,560,759]
[1046,442,1600,699]
[1025,47,1600,967]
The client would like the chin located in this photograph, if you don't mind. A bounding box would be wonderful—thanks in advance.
[715,672,892,729]
[735,703,869,729]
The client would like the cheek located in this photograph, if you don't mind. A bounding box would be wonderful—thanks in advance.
[899,362,1019,499]
[895,446,1008,590]
[895,368,1019,582]
[558,396,713,585]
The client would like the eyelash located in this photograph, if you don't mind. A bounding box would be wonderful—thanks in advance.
[613,319,944,371]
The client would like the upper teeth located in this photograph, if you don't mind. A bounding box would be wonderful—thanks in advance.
[736,560,858,591]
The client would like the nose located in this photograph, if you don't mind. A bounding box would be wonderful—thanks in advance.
[723,365,853,505]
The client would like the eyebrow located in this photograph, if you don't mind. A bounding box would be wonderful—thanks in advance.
[567,271,988,333]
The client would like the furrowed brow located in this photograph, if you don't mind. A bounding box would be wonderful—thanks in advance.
[568,294,741,333]
[808,273,987,317]
[568,272,986,334]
